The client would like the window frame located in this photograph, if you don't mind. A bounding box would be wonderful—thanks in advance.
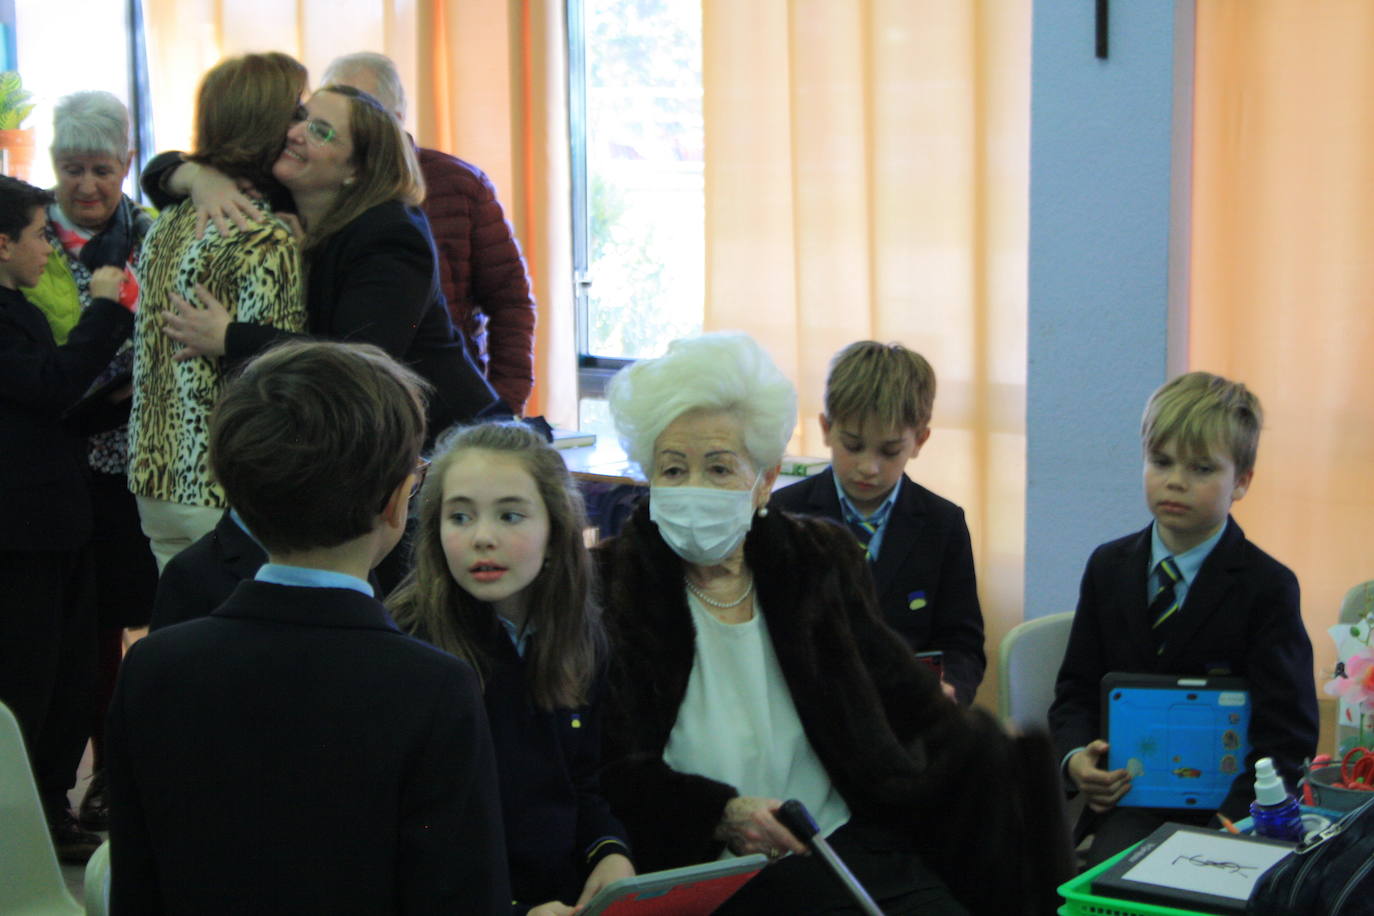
[566,0,634,403]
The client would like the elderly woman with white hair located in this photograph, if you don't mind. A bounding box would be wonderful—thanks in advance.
[593,332,1072,915]
[20,90,157,860]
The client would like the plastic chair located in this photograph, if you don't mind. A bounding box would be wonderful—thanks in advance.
[84,839,111,916]
[997,612,1075,733]
[0,700,84,915]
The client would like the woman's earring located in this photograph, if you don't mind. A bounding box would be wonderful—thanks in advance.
[342,176,356,188]
[756,505,769,518]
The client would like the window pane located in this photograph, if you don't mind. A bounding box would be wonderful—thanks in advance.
[584,0,703,360]
[577,397,617,445]
[13,0,132,191]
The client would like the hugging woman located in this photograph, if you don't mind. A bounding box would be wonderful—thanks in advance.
[142,85,505,444]
[127,52,308,569]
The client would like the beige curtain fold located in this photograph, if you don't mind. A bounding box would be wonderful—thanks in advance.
[142,0,1028,706]
[1192,1,1374,683]
[143,0,576,424]
[702,0,1030,707]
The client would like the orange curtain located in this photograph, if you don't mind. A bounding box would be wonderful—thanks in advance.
[1192,2,1374,685]
[702,0,1030,709]
[143,0,576,423]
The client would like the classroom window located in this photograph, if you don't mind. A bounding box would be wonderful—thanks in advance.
[568,0,704,430]
[8,0,149,197]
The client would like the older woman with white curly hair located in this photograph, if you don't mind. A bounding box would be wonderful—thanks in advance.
[593,332,1072,916]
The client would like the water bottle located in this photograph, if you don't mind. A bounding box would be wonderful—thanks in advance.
[1249,756,1304,842]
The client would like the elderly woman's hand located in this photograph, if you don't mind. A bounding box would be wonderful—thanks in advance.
[713,796,809,860]
[163,283,230,361]
[88,266,129,305]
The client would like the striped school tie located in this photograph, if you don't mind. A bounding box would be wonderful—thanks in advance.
[1149,556,1182,653]
[847,517,878,562]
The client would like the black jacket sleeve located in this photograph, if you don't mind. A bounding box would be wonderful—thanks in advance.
[1,297,132,414]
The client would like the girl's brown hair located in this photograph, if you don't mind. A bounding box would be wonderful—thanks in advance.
[387,422,604,710]
[302,85,424,254]
[185,52,307,191]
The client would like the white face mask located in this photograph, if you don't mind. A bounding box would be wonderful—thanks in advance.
[649,483,758,566]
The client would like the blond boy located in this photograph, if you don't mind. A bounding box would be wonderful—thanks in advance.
[1048,371,1317,866]
[772,341,986,704]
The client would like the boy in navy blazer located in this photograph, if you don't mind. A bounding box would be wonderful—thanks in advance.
[0,176,133,862]
[1048,371,1318,866]
[772,341,986,704]
[107,341,509,913]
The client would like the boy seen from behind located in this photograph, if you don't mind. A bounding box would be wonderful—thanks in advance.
[772,341,986,704]
[107,340,509,914]
[1048,371,1318,867]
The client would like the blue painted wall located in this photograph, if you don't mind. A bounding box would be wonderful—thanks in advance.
[1025,1,1193,619]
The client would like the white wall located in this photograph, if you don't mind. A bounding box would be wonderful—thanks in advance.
[1025,1,1195,619]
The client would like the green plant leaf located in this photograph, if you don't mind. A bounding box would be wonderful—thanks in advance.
[0,71,34,129]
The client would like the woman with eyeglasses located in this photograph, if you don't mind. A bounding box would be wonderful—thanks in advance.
[143,85,506,447]
[127,52,308,570]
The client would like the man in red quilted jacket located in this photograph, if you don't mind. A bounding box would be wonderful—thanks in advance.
[324,52,537,414]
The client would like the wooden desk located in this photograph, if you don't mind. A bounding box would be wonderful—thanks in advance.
[559,441,640,486]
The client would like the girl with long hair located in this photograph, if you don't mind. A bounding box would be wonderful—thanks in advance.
[388,421,634,916]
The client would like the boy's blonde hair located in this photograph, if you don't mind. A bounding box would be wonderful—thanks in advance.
[824,340,936,432]
[1141,371,1263,474]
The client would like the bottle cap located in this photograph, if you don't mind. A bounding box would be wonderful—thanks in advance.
[1253,756,1289,805]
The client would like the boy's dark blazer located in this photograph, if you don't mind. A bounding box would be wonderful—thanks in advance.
[150,511,387,631]
[1048,516,1318,821]
[0,287,131,551]
[149,509,263,630]
[771,468,987,704]
[107,580,511,914]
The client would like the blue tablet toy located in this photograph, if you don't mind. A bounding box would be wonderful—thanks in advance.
[1102,672,1251,810]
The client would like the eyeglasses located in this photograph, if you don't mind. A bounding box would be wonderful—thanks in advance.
[292,105,339,145]
[409,457,431,499]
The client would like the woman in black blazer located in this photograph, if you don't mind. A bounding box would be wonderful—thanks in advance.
[151,85,505,440]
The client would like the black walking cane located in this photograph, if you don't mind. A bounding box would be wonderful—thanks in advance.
[776,799,886,916]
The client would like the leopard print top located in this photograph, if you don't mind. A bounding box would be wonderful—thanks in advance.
[127,199,304,508]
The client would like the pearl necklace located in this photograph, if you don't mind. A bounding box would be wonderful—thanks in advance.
[685,576,755,609]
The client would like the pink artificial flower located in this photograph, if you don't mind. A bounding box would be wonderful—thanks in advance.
[1326,648,1374,708]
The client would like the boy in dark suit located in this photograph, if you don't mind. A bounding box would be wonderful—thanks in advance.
[0,176,132,862]
[148,507,264,630]
[772,341,986,704]
[1048,371,1318,866]
[106,340,510,914]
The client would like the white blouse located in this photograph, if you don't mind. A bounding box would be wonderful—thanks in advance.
[663,591,850,854]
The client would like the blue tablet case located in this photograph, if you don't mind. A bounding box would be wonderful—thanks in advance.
[1102,672,1251,810]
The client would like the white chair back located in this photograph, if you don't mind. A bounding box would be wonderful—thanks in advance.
[0,700,84,914]
[84,839,111,916]
[998,612,1075,733]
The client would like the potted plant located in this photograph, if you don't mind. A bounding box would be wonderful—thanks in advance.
[0,70,36,181]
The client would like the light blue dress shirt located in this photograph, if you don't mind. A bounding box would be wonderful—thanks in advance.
[1148,520,1227,608]
[831,473,902,561]
[254,563,374,597]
